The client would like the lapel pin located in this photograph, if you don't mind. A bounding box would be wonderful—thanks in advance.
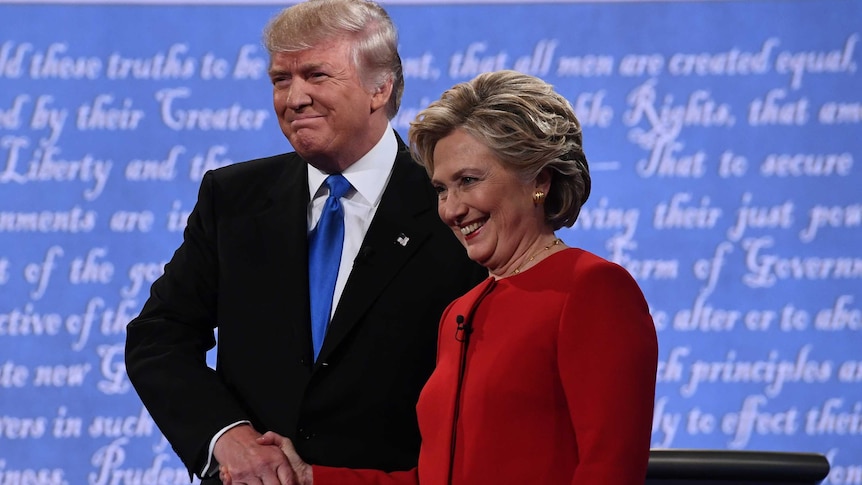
[396,233,410,247]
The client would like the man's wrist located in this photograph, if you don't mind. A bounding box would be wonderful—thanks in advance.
[206,421,252,475]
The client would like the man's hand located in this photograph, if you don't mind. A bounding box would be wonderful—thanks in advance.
[213,424,298,484]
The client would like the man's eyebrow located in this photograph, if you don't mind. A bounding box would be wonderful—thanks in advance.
[269,61,333,77]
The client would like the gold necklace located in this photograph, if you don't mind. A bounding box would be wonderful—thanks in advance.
[512,238,562,275]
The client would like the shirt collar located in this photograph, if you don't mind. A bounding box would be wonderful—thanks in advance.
[307,125,397,206]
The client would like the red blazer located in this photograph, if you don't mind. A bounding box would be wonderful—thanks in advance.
[313,248,658,485]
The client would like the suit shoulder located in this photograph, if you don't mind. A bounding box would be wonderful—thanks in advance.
[558,248,640,287]
[208,152,300,186]
[559,248,641,292]
[196,152,304,213]
[562,248,615,270]
[393,152,434,185]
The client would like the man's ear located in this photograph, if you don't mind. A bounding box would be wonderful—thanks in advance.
[370,79,393,113]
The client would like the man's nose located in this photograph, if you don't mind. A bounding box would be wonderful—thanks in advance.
[285,80,312,109]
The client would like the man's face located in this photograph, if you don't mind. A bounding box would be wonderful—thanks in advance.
[269,37,391,172]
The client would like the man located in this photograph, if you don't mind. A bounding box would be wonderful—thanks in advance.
[124,1,485,483]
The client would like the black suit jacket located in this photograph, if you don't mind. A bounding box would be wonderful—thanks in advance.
[125,136,486,481]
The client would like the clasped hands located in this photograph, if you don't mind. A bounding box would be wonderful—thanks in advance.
[214,425,312,485]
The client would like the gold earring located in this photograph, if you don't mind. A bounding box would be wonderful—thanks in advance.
[533,190,546,205]
[533,190,545,205]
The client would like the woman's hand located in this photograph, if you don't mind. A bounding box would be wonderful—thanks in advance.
[219,431,313,485]
[256,432,312,484]
[214,424,299,485]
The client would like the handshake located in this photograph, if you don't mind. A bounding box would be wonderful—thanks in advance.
[215,426,313,485]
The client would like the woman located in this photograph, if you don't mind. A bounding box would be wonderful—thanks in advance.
[225,70,658,484]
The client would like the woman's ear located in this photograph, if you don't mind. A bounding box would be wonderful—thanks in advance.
[535,168,552,194]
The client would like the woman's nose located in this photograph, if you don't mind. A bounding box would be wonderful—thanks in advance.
[438,192,467,225]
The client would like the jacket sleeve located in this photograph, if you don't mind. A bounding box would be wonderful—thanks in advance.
[311,465,418,485]
[557,260,659,485]
[125,170,251,477]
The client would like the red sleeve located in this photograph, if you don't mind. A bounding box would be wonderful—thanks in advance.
[558,260,658,485]
[312,465,418,485]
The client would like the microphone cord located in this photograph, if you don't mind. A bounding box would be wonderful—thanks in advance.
[447,278,497,485]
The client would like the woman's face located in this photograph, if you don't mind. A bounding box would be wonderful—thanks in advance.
[430,129,549,275]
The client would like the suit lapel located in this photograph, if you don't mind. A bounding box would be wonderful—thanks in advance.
[252,156,314,359]
[316,149,436,363]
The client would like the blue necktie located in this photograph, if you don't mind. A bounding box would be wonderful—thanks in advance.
[308,174,351,361]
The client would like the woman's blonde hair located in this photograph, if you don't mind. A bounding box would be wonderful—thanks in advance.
[409,70,591,229]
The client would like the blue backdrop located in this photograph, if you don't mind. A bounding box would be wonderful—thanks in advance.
[1,1,860,483]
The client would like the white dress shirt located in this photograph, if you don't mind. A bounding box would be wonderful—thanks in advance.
[306,125,397,318]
